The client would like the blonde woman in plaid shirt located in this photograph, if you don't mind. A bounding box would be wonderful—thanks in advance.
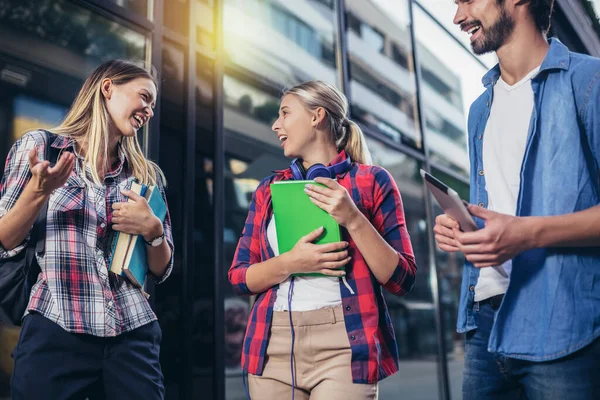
[0,60,174,400]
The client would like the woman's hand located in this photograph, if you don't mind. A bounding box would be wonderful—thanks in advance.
[112,189,163,241]
[284,226,350,277]
[304,177,362,229]
[28,148,75,195]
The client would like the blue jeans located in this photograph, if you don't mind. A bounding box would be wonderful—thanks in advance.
[463,302,600,400]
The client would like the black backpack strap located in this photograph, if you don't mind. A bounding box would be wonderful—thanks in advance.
[32,131,61,255]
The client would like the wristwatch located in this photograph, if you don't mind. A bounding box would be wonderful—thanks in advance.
[143,232,165,247]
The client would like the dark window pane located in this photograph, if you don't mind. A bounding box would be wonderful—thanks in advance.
[413,0,497,68]
[161,40,186,130]
[155,41,187,400]
[430,167,469,400]
[107,0,149,19]
[415,7,488,178]
[195,0,215,49]
[0,0,147,78]
[366,138,440,397]
[196,53,215,137]
[192,53,215,399]
[156,132,186,399]
[164,0,189,36]
[345,0,421,149]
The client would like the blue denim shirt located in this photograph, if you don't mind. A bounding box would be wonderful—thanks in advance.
[458,39,600,361]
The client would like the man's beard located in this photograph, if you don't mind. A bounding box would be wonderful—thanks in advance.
[471,9,515,55]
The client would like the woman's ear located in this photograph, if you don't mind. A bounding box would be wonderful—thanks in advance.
[101,78,113,100]
[311,107,327,127]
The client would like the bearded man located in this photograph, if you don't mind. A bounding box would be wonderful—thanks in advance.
[434,1,600,398]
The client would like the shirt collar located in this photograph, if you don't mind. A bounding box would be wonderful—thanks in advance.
[49,133,127,177]
[481,38,570,87]
[49,133,74,150]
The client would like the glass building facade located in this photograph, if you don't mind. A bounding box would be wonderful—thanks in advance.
[0,1,598,399]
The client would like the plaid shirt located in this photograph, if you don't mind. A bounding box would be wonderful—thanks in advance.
[229,151,417,384]
[0,131,174,337]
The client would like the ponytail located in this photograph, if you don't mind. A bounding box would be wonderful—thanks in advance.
[340,120,371,165]
[284,80,372,165]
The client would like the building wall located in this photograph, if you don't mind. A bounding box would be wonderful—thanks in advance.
[0,1,597,399]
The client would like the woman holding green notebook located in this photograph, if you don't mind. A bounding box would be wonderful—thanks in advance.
[229,81,417,399]
[1,60,173,399]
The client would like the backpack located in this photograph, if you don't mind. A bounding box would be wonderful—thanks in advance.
[0,131,60,326]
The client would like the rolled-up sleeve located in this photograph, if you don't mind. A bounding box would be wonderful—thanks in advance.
[228,177,270,296]
[370,167,417,296]
[148,166,175,284]
[0,132,45,259]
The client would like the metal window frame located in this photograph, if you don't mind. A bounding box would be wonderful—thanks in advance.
[181,1,225,399]
[557,0,600,56]
[76,0,155,31]
[407,0,450,398]
[213,0,226,399]
[142,0,163,307]
[181,1,198,398]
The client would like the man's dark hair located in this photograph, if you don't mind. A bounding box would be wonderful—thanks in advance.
[498,0,555,34]
[529,0,555,34]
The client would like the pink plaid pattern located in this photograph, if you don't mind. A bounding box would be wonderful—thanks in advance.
[0,131,174,336]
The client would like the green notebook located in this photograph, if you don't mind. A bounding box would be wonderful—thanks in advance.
[270,180,344,277]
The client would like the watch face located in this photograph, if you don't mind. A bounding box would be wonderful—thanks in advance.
[151,236,164,247]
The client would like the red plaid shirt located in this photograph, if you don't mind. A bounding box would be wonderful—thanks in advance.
[228,151,417,384]
[0,131,174,336]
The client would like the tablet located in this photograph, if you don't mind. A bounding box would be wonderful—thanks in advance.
[420,169,508,278]
[420,169,477,232]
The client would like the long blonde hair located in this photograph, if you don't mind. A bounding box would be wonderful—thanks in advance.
[284,80,372,165]
[51,59,163,186]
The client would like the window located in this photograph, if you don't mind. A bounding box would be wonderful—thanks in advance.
[107,0,149,19]
[345,0,421,149]
[415,0,497,68]
[367,137,441,397]
[430,168,469,400]
[415,6,488,178]
[196,0,215,49]
[164,0,189,37]
[0,0,147,79]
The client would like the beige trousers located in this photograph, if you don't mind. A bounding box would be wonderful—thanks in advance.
[248,306,378,400]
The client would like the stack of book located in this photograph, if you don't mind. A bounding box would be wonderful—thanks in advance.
[109,181,167,292]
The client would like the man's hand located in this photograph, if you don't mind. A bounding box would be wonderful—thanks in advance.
[433,214,461,252]
[453,205,534,268]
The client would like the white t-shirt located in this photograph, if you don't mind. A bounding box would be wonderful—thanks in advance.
[475,66,540,302]
[268,216,343,311]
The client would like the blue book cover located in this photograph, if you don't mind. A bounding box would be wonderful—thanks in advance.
[109,182,167,289]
